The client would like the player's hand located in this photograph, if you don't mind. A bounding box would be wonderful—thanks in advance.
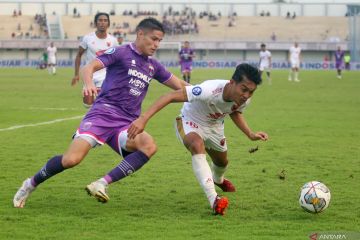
[249,131,269,141]
[71,75,80,86]
[82,84,98,99]
[128,117,147,139]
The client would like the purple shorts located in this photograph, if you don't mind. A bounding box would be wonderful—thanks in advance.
[77,104,133,155]
[335,62,343,70]
[181,62,192,73]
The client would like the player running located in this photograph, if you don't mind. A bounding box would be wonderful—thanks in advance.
[259,43,272,84]
[46,42,57,75]
[179,41,195,83]
[334,46,345,79]
[71,12,118,108]
[128,63,269,215]
[288,42,302,82]
[13,18,187,208]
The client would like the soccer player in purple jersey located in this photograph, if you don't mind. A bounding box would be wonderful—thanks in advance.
[13,18,188,208]
[334,46,345,79]
[179,41,195,83]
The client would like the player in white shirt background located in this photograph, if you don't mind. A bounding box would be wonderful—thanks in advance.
[127,63,269,216]
[259,43,272,85]
[71,12,118,107]
[288,42,302,82]
[46,42,57,75]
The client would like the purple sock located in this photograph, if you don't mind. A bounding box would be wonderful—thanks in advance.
[105,151,149,184]
[31,155,65,187]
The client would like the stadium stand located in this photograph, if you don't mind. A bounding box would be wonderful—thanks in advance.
[60,15,347,42]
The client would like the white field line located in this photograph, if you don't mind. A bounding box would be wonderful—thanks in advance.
[0,115,83,132]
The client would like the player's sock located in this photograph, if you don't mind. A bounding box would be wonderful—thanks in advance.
[211,162,228,184]
[52,67,56,74]
[295,72,299,81]
[192,154,217,207]
[48,67,51,74]
[288,70,292,81]
[32,155,65,187]
[104,151,149,184]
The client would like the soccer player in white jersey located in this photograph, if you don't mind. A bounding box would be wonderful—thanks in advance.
[47,42,57,75]
[128,63,269,215]
[71,12,118,107]
[259,43,272,84]
[288,42,302,82]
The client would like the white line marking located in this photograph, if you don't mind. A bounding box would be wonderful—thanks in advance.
[0,115,83,132]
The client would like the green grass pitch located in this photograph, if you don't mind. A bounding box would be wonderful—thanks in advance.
[0,67,359,239]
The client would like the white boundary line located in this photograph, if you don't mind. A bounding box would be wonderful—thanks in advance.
[0,115,83,132]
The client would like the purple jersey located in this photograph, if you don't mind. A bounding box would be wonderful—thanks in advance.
[335,50,344,63]
[77,43,172,146]
[179,48,194,63]
[94,43,172,119]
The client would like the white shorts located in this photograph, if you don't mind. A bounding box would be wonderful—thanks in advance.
[93,78,104,88]
[259,64,271,72]
[174,116,227,152]
[48,57,56,65]
[290,59,300,69]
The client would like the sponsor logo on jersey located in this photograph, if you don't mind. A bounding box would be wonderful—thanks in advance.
[128,68,151,83]
[192,86,202,96]
[148,64,154,76]
[212,87,222,95]
[104,47,116,54]
[131,60,136,67]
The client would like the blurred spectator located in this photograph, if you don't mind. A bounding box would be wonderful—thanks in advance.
[266,11,270,17]
[286,11,291,19]
[110,9,115,16]
[73,7,77,17]
[18,10,22,16]
[13,9,17,17]
[292,12,296,19]
[271,32,277,41]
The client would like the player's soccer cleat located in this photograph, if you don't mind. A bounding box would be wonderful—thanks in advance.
[213,196,229,215]
[214,178,236,192]
[13,178,35,208]
[294,78,300,82]
[85,180,109,203]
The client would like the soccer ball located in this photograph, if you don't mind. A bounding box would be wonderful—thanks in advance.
[299,181,331,213]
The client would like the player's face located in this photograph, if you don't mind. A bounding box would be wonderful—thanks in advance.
[96,15,109,32]
[138,29,164,56]
[184,42,190,48]
[231,79,257,105]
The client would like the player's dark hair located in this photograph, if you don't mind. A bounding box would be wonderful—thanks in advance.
[232,63,262,85]
[136,17,165,33]
[94,12,110,27]
[261,43,266,47]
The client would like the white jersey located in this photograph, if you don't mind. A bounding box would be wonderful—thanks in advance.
[259,50,271,69]
[47,46,57,64]
[181,80,250,127]
[80,32,118,86]
[289,46,301,61]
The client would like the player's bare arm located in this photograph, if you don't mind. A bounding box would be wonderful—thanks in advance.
[81,59,104,98]
[229,111,268,141]
[164,74,191,89]
[71,47,86,86]
[128,88,188,139]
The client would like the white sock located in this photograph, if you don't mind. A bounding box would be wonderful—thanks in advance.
[192,154,217,207]
[295,72,299,80]
[48,67,51,74]
[288,70,292,80]
[211,162,228,184]
[52,67,56,74]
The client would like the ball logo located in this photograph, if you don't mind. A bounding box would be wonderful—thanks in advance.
[104,47,115,54]
[192,86,202,96]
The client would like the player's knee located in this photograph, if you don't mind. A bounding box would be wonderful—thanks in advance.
[187,140,205,154]
[62,153,83,168]
[138,136,157,158]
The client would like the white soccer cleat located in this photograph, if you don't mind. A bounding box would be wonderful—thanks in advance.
[13,178,35,208]
[85,180,109,203]
[295,78,300,82]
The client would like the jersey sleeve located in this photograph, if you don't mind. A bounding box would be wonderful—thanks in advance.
[96,47,120,67]
[184,82,213,103]
[79,35,88,50]
[152,59,172,83]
